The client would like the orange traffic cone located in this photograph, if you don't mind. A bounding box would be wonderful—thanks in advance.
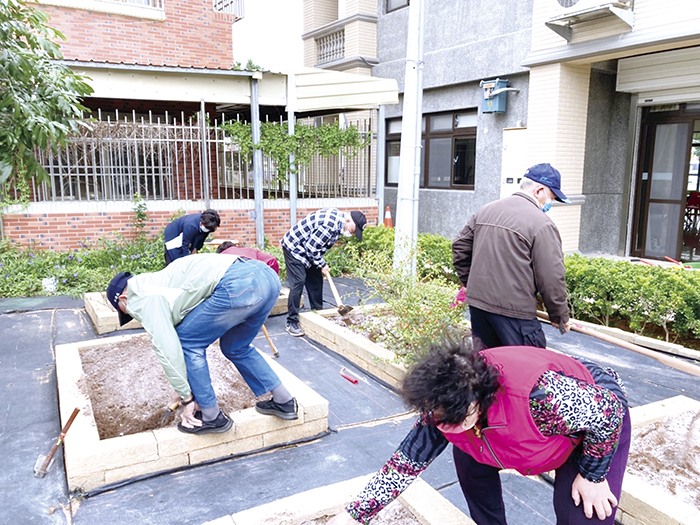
[383,205,393,228]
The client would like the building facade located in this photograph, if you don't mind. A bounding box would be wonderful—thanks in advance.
[3,0,380,250]
[373,0,700,262]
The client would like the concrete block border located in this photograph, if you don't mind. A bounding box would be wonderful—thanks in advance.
[617,395,700,525]
[206,475,474,524]
[56,333,328,492]
[299,305,408,389]
[572,319,700,361]
[84,288,290,335]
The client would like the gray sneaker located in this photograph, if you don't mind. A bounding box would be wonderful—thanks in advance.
[286,321,304,337]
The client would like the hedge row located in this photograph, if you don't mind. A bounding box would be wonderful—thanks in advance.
[3,222,699,344]
[342,227,700,344]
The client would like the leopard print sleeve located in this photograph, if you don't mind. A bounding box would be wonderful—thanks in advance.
[529,369,625,482]
[345,419,449,524]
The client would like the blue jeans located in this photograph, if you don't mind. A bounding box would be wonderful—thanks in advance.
[176,258,282,410]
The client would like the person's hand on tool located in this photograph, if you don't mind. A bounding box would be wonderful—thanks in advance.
[178,394,202,428]
[326,511,357,525]
[571,474,617,520]
[169,390,181,406]
[551,319,572,333]
[450,286,466,308]
[321,265,331,278]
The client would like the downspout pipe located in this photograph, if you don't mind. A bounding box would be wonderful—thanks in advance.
[377,105,386,226]
[287,72,298,228]
[251,74,265,248]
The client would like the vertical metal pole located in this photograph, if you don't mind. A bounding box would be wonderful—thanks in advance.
[200,99,211,208]
[377,105,386,225]
[287,72,298,228]
[251,75,265,248]
[393,0,424,275]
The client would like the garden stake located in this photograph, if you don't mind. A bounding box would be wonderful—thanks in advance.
[261,324,279,357]
[326,274,353,316]
[34,408,80,478]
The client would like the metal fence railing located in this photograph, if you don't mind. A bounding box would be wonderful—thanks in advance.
[26,110,373,204]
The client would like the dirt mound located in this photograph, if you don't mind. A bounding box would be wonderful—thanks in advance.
[78,334,262,439]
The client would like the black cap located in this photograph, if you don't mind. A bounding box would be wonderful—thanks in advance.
[350,211,367,241]
[107,272,133,326]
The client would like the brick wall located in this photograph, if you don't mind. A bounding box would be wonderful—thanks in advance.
[2,207,379,251]
[42,0,235,69]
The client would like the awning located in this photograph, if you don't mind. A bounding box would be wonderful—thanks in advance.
[63,61,398,112]
[292,67,399,112]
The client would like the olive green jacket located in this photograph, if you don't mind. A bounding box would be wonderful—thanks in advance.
[126,253,239,397]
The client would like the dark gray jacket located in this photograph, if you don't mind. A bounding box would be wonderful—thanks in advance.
[452,192,569,325]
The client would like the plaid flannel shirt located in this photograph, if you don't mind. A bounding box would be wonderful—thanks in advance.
[281,208,345,269]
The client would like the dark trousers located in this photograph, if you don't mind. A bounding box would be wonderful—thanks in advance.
[453,409,631,525]
[283,247,324,323]
[469,306,547,350]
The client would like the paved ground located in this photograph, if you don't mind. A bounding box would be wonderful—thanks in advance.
[1,277,699,525]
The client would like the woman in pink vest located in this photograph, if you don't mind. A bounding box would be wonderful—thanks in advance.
[328,340,630,525]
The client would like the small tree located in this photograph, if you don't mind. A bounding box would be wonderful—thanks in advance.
[0,0,93,185]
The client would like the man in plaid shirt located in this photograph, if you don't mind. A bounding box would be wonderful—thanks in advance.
[281,208,366,336]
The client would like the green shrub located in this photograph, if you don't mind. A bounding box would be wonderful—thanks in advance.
[352,254,469,364]
[0,236,164,298]
[417,233,459,284]
[565,254,700,343]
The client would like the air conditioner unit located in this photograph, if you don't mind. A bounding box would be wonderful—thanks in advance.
[547,0,634,41]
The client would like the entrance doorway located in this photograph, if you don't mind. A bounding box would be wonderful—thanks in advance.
[632,104,700,262]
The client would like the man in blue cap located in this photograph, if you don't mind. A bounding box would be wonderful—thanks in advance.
[452,163,572,349]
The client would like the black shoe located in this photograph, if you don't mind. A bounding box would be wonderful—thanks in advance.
[256,398,298,420]
[286,321,304,337]
[177,411,233,434]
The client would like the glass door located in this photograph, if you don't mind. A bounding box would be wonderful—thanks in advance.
[682,120,700,261]
[642,122,689,259]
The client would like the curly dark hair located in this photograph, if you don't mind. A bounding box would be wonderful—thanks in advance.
[400,338,500,427]
[201,209,221,231]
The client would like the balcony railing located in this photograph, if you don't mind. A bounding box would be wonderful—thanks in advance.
[316,29,345,64]
[213,0,244,18]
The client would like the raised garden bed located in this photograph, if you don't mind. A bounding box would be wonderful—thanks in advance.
[618,395,700,525]
[300,305,408,389]
[84,287,291,335]
[56,333,328,492]
[205,475,474,524]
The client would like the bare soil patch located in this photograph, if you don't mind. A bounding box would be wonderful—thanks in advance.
[78,334,261,439]
[627,409,700,508]
[301,500,420,524]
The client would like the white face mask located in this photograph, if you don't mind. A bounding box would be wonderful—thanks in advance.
[200,224,210,233]
[342,230,353,238]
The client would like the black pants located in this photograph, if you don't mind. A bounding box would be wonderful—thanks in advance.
[453,409,631,525]
[469,306,546,350]
[283,247,324,323]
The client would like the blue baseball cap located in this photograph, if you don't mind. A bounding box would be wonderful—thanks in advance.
[107,272,133,326]
[523,163,571,204]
